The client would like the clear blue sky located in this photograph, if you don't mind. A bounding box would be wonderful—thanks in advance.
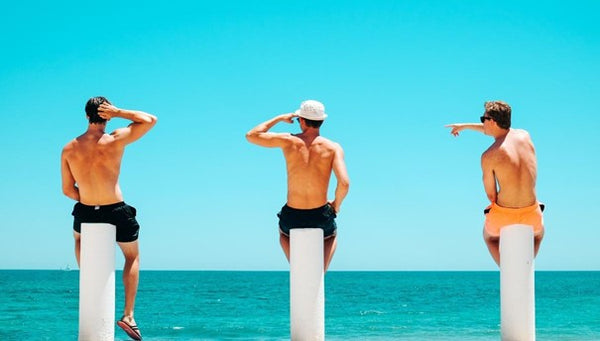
[1,1,598,270]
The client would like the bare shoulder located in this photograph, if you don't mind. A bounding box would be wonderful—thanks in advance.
[511,128,531,140]
[482,144,497,158]
[333,141,344,155]
[62,139,77,154]
[62,139,82,166]
[482,143,505,165]
[512,128,529,135]
[284,132,303,143]
[101,128,128,147]
[507,129,535,150]
[481,149,499,175]
[267,132,298,150]
[110,127,129,139]
[316,136,342,150]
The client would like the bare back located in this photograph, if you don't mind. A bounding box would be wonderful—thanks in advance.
[63,130,125,205]
[282,134,338,209]
[483,128,537,208]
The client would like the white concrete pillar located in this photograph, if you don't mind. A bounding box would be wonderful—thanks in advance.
[290,228,325,341]
[500,224,535,341]
[79,223,116,341]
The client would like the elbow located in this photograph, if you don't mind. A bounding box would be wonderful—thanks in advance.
[340,178,350,191]
[62,187,74,199]
[139,112,157,126]
[148,114,158,126]
[245,131,256,142]
[62,184,78,200]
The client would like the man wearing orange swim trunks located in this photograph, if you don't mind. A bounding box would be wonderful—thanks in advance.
[446,101,544,266]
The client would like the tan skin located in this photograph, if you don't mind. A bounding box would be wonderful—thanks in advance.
[446,117,544,266]
[61,102,157,330]
[246,113,350,271]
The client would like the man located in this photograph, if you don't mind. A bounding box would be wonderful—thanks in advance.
[446,101,544,266]
[61,96,157,341]
[246,100,350,271]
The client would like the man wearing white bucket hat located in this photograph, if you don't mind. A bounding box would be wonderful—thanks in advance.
[246,100,350,271]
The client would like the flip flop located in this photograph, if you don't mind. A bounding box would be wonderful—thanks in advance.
[117,316,142,340]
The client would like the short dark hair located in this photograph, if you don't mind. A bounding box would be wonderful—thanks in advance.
[302,118,323,128]
[484,101,511,129]
[85,96,111,124]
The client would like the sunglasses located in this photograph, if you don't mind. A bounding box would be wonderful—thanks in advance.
[480,116,493,123]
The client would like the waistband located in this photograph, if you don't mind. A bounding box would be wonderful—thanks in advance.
[77,201,126,210]
[282,203,330,213]
[491,201,543,213]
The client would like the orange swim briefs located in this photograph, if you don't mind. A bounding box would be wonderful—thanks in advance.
[484,202,544,238]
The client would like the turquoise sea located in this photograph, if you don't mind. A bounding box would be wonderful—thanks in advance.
[1,271,599,340]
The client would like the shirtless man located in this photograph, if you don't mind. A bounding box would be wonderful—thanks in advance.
[246,100,350,271]
[446,101,544,266]
[61,96,157,341]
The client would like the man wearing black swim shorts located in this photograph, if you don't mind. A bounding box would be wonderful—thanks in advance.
[247,100,350,271]
[61,97,157,341]
[278,203,337,239]
[72,202,140,243]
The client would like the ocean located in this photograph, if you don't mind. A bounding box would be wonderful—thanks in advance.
[0,270,598,340]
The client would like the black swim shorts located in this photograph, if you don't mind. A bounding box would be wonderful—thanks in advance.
[72,202,140,243]
[277,203,337,238]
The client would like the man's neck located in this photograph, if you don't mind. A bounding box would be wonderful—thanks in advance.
[87,123,107,135]
[493,128,510,141]
[300,127,320,137]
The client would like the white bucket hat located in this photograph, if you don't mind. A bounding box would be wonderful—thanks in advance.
[295,100,327,121]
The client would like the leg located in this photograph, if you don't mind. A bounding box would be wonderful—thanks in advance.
[118,240,140,325]
[282,230,336,271]
[533,229,544,258]
[483,229,500,267]
[323,235,337,272]
[73,231,81,267]
[280,232,290,263]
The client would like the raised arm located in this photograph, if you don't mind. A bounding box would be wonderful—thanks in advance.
[61,145,80,201]
[445,123,484,137]
[329,144,350,213]
[245,113,296,148]
[98,103,157,145]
